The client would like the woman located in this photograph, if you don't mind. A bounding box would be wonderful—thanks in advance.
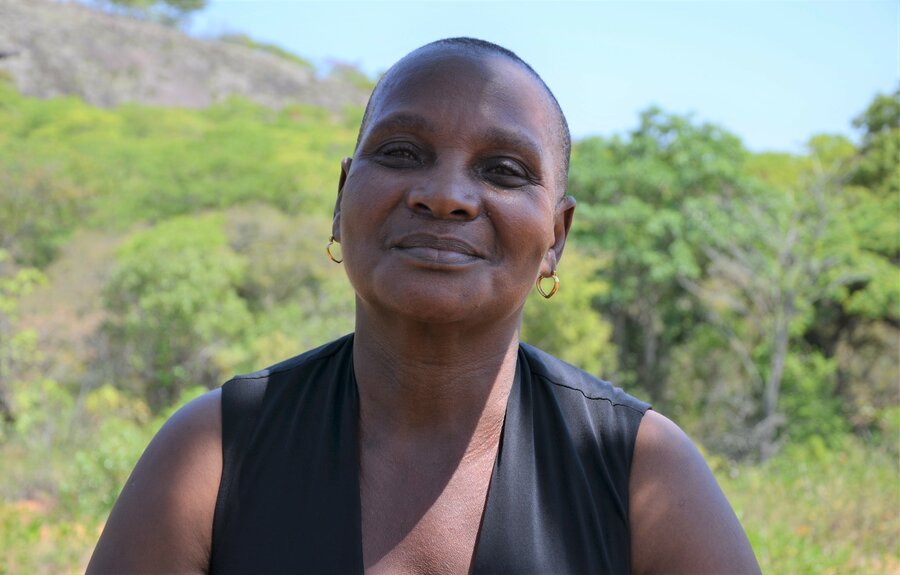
[88,38,761,574]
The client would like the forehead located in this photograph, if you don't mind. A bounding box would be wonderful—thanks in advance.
[362,49,558,155]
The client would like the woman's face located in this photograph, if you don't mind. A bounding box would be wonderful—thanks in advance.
[334,49,574,326]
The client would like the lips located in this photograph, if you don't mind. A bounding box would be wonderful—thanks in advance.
[392,233,484,264]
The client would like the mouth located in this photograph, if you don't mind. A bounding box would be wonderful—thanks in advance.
[392,234,484,265]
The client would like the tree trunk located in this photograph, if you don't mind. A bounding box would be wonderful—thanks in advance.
[760,289,794,459]
[639,305,664,402]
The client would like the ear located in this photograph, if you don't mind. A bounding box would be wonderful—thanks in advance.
[540,195,576,276]
[332,157,352,241]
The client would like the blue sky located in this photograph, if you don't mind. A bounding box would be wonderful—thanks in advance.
[190,1,898,154]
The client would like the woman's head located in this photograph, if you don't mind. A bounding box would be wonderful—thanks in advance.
[333,38,575,327]
[356,38,572,193]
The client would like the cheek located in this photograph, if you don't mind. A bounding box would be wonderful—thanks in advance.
[339,173,402,244]
[492,200,556,266]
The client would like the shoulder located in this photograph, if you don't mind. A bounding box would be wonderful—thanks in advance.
[519,342,649,414]
[629,411,761,575]
[225,334,354,391]
[87,389,222,574]
[219,335,354,432]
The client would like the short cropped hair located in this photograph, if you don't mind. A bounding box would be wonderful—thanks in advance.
[354,37,572,191]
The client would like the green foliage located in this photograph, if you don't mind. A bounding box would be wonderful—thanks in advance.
[0,253,44,322]
[0,251,46,427]
[521,248,616,377]
[779,350,847,445]
[569,108,748,400]
[0,500,96,575]
[0,84,91,267]
[844,91,900,313]
[675,157,850,457]
[0,151,86,267]
[58,385,203,521]
[102,215,252,408]
[0,83,358,244]
[852,89,900,197]
[8,378,75,446]
[0,386,202,573]
[220,205,356,367]
[61,416,149,520]
[797,92,900,442]
[571,105,897,459]
[88,98,352,225]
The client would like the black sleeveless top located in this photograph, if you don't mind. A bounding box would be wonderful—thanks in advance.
[210,334,649,574]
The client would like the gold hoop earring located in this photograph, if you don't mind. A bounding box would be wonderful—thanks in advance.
[536,271,559,299]
[326,236,343,264]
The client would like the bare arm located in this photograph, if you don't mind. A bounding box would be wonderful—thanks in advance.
[629,410,761,575]
[86,389,222,575]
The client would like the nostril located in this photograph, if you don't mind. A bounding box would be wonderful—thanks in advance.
[405,182,480,220]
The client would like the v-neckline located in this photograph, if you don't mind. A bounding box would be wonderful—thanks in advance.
[348,344,524,574]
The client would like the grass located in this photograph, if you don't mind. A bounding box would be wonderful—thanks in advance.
[714,439,899,574]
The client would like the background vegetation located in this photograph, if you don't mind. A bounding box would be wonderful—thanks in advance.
[0,32,896,573]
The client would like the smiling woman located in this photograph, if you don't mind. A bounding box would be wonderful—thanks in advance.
[86,38,761,575]
[340,46,569,329]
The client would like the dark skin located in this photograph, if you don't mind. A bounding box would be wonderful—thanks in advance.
[87,47,761,575]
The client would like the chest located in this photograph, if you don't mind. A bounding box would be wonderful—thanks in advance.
[359,445,498,575]
[211,344,643,575]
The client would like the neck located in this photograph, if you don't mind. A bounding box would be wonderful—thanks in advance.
[353,300,521,450]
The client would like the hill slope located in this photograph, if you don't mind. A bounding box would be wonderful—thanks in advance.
[0,0,369,110]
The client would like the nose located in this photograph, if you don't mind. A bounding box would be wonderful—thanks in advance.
[405,161,480,220]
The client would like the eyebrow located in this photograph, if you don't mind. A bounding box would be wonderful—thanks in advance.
[364,112,437,142]
[479,127,543,161]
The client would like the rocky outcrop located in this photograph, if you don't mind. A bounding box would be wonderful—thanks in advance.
[0,0,369,110]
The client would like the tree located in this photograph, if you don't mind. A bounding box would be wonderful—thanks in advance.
[851,89,900,200]
[568,104,896,459]
[569,108,747,402]
[100,214,251,410]
[802,90,900,440]
[676,138,856,458]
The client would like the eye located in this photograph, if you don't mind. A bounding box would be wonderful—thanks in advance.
[481,158,534,188]
[374,142,423,167]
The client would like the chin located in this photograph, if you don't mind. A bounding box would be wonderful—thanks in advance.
[347,261,531,328]
[354,284,471,323]
[361,286,527,331]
